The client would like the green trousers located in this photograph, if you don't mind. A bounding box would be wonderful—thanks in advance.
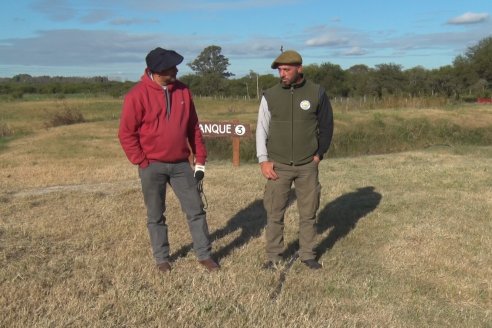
[263,160,321,261]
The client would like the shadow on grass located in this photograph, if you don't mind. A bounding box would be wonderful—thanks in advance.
[170,199,268,262]
[171,186,380,264]
[210,199,266,261]
[283,186,382,261]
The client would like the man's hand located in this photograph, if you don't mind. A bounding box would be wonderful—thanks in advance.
[260,161,278,180]
[313,155,321,164]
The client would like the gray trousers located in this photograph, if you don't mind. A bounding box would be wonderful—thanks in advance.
[263,160,321,262]
[138,161,211,264]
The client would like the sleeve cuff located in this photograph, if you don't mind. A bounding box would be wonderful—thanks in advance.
[195,156,206,165]
[258,155,268,163]
[139,159,150,168]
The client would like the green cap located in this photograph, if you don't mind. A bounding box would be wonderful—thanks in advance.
[271,50,303,69]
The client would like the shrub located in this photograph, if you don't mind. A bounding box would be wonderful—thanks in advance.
[45,106,85,128]
[10,90,24,100]
[0,121,14,137]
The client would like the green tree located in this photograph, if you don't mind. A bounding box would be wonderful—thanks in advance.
[259,74,278,92]
[372,63,406,97]
[453,55,479,97]
[404,66,431,97]
[188,45,234,78]
[429,65,459,97]
[187,45,234,96]
[180,74,200,91]
[346,64,372,97]
[464,36,492,84]
[241,70,276,99]
[304,62,348,97]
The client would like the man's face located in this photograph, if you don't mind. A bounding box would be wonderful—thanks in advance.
[153,66,178,85]
[277,64,302,86]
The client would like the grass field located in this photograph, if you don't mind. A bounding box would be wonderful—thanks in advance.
[0,97,491,327]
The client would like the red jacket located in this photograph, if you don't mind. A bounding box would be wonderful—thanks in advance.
[118,69,207,168]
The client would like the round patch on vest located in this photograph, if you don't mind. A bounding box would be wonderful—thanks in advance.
[300,100,311,110]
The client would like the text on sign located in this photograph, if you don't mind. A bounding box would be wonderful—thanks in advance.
[199,122,250,137]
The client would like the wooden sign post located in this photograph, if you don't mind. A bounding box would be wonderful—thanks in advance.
[199,120,251,167]
[232,136,240,166]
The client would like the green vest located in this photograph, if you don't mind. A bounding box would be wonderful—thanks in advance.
[264,79,320,165]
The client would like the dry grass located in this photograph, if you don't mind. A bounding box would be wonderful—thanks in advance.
[335,105,492,130]
[1,114,491,327]
[2,95,492,133]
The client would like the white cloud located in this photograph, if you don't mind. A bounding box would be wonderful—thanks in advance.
[306,34,350,47]
[0,30,153,66]
[31,0,76,22]
[447,12,489,25]
[87,0,302,12]
[80,10,112,24]
[0,28,218,68]
[343,47,368,56]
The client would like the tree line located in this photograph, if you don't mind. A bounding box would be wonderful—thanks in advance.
[1,36,491,101]
[0,75,135,99]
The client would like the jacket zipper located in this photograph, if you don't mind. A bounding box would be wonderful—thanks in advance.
[290,86,294,165]
[163,86,170,120]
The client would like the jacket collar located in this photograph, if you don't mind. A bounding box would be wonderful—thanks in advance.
[281,77,306,89]
[141,68,178,92]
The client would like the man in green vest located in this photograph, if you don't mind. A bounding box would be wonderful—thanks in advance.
[256,50,334,270]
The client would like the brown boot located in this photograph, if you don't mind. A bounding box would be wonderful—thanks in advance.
[198,258,220,272]
[156,262,171,273]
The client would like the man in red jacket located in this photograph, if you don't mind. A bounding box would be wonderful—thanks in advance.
[118,47,219,273]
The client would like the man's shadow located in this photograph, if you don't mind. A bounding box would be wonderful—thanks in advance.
[210,199,266,261]
[283,186,382,260]
[170,198,270,262]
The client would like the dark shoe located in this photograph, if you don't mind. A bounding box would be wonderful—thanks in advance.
[199,258,220,272]
[157,262,171,273]
[301,259,322,270]
[262,260,281,271]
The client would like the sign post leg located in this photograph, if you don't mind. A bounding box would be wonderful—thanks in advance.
[232,136,240,167]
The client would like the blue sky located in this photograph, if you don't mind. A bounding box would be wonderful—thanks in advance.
[0,0,491,81]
